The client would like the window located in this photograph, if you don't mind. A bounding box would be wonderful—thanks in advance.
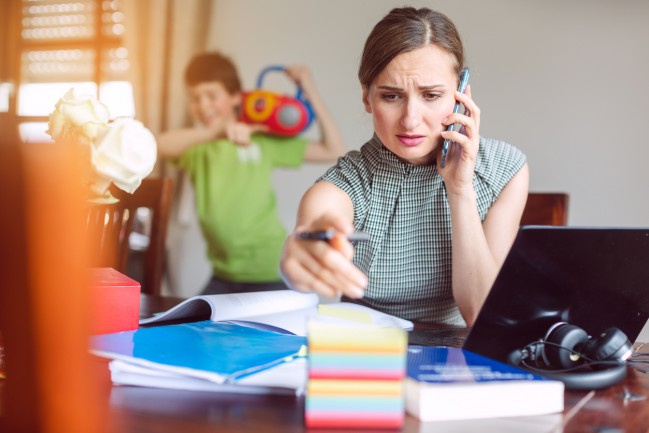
[9,0,134,142]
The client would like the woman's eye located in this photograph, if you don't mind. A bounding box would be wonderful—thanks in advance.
[381,93,399,102]
[424,92,441,101]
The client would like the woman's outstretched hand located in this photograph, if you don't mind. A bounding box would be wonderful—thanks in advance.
[280,214,368,299]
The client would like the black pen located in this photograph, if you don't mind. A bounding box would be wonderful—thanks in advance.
[295,230,370,243]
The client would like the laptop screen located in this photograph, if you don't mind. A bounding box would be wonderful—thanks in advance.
[463,226,649,364]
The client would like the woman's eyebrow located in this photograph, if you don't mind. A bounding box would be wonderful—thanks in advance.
[376,84,446,91]
[376,85,402,91]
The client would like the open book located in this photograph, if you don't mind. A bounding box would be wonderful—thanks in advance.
[139,290,413,336]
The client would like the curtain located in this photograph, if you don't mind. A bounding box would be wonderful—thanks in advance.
[123,0,214,134]
[122,0,215,297]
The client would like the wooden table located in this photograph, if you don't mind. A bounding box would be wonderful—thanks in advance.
[6,295,649,432]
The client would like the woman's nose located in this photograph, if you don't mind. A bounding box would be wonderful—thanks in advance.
[400,99,422,131]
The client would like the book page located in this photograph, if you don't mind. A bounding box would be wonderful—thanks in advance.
[139,290,319,326]
[208,291,318,321]
[232,307,316,336]
[109,358,306,396]
[139,291,413,335]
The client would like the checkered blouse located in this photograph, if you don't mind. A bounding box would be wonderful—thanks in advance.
[319,135,527,325]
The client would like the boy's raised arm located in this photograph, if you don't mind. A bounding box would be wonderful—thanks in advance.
[284,66,346,163]
[157,124,222,159]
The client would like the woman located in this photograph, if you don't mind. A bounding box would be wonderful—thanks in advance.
[280,7,529,326]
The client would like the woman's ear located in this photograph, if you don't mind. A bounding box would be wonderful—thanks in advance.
[362,85,372,114]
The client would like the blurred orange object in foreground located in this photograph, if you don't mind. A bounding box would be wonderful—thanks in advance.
[0,142,105,433]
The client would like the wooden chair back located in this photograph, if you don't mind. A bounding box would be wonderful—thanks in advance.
[521,192,569,226]
[87,177,174,295]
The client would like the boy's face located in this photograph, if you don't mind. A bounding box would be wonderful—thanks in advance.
[188,81,241,127]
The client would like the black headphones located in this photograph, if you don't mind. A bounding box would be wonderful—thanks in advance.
[508,322,633,390]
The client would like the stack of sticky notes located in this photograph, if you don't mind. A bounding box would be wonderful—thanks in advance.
[305,305,408,429]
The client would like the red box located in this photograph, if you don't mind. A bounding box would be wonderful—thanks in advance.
[88,268,141,335]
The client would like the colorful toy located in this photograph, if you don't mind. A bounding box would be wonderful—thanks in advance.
[239,65,315,136]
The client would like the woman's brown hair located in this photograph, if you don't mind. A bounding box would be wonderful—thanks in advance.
[358,7,464,88]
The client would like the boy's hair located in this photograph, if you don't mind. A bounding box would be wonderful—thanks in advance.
[184,52,242,94]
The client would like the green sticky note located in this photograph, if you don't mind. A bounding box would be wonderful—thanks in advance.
[318,304,373,324]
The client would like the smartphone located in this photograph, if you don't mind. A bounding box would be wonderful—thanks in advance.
[440,67,470,168]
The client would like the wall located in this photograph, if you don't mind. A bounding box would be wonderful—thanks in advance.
[171,0,649,296]
[206,0,649,229]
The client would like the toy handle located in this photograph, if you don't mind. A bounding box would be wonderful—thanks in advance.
[256,65,309,105]
[256,65,285,88]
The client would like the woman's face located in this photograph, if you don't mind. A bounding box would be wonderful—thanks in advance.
[362,45,459,166]
[188,81,241,127]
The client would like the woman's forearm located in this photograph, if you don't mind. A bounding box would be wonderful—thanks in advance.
[448,189,500,326]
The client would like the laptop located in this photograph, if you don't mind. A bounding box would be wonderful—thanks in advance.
[409,226,649,366]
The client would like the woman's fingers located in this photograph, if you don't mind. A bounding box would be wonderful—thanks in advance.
[455,85,480,132]
[282,234,367,299]
[285,258,340,298]
[304,239,367,298]
[441,89,480,154]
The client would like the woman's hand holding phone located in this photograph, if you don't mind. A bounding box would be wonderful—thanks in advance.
[440,67,470,169]
[439,71,482,196]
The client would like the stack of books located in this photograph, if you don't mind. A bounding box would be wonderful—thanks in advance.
[305,319,408,429]
[405,346,565,421]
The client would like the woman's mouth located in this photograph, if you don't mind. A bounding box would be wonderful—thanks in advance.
[397,134,425,147]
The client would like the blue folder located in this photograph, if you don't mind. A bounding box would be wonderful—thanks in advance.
[90,320,307,384]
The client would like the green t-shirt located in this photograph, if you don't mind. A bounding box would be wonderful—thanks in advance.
[177,134,308,282]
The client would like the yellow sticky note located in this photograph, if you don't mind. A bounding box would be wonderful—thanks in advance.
[318,304,373,324]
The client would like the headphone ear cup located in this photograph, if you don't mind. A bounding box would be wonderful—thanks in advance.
[584,327,632,369]
[542,323,589,369]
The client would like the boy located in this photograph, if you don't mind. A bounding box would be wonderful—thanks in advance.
[158,52,345,294]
